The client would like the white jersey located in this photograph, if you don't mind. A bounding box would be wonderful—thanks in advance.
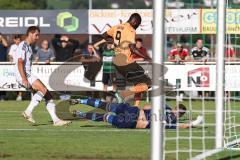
[14,41,33,79]
[8,44,18,58]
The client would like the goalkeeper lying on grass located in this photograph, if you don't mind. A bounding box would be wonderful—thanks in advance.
[69,98,203,129]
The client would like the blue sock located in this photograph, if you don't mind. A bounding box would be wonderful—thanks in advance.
[90,113,104,121]
[79,98,102,108]
[76,111,104,122]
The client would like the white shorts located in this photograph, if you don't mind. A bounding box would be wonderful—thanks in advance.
[15,73,38,86]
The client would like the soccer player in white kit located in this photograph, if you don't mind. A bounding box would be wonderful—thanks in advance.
[14,26,71,126]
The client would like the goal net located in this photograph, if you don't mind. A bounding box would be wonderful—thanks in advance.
[164,91,240,160]
[160,0,240,159]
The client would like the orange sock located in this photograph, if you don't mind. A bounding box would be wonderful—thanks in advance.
[129,83,148,93]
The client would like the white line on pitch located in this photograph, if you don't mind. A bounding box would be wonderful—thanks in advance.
[0,111,45,113]
[0,128,207,133]
[0,128,149,132]
[46,129,149,132]
[0,129,38,131]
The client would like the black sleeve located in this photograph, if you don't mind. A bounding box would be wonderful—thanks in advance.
[129,44,152,61]
[69,39,79,50]
[102,31,113,41]
[51,38,60,50]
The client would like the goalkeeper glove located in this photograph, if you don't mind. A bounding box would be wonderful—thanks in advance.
[191,115,204,127]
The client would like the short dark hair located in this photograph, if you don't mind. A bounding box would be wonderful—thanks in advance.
[176,42,183,48]
[196,38,203,43]
[26,26,40,35]
[14,35,21,39]
[128,13,142,29]
[128,13,142,23]
[136,38,143,43]
[178,104,187,115]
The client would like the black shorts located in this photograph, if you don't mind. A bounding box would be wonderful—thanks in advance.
[114,62,151,87]
[102,73,116,85]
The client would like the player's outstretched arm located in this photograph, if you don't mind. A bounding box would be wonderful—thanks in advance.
[178,115,204,129]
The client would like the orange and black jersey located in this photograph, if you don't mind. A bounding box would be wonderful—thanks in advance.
[106,22,136,66]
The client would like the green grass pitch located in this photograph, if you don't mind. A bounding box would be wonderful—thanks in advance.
[0,100,240,160]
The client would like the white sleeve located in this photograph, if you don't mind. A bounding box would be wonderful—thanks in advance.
[8,45,14,56]
[16,43,26,60]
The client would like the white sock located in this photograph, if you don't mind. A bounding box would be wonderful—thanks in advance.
[46,100,60,123]
[25,91,43,115]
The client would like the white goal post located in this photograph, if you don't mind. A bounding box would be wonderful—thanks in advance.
[152,0,240,160]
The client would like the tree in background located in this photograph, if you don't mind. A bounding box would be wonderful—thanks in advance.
[0,0,47,9]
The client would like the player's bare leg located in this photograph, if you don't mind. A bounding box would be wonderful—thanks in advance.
[22,79,71,126]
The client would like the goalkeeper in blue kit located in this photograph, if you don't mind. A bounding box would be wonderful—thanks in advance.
[69,98,203,129]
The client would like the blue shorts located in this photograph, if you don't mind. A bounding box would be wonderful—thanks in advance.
[109,103,140,128]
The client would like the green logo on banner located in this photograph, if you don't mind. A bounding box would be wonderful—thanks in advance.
[56,12,79,32]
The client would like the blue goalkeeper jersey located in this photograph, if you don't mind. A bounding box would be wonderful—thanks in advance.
[165,105,177,129]
[144,105,177,129]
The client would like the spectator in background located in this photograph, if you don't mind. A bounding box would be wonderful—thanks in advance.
[168,42,189,101]
[101,41,116,101]
[226,44,235,61]
[132,38,150,62]
[191,39,210,62]
[8,35,22,101]
[35,40,55,64]
[168,43,191,63]
[52,35,79,62]
[8,35,21,62]
[51,35,79,100]
[82,43,101,87]
[191,39,211,97]
[0,33,8,101]
[82,43,100,60]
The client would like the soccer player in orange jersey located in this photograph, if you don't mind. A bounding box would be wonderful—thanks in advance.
[94,13,152,105]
